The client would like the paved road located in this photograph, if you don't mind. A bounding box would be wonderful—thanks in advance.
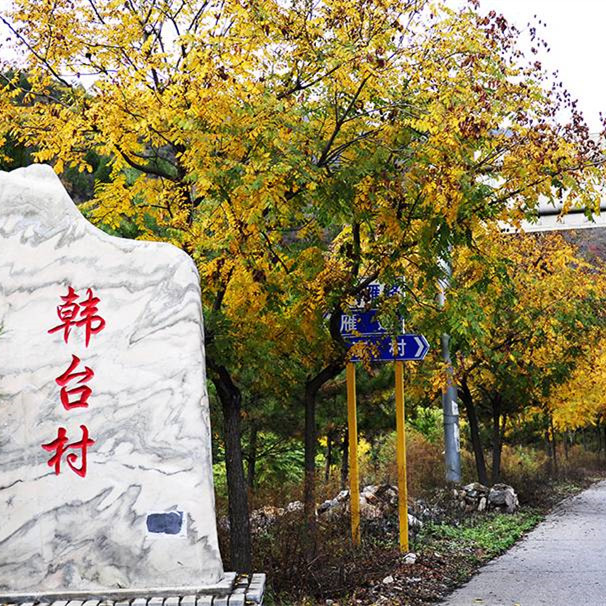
[441,480,606,606]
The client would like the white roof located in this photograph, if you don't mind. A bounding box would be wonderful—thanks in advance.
[501,201,606,233]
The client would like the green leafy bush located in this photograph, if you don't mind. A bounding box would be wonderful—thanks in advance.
[421,511,543,560]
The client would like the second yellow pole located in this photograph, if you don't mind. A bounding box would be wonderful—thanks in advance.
[346,362,361,547]
[395,360,409,553]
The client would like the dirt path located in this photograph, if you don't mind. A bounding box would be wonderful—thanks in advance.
[441,479,606,606]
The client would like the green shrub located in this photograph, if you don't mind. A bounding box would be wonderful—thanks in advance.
[420,510,543,560]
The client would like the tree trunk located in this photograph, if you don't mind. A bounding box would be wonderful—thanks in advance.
[460,378,488,485]
[545,428,553,475]
[210,364,252,573]
[247,422,258,492]
[303,363,343,559]
[490,396,503,484]
[325,428,334,482]
[341,426,349,490]
[564,430,569,461]
[549,415,558,475]
[581,427,587,450]
[303,385,317,559]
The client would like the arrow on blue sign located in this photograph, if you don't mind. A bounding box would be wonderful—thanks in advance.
[346,334,430,362]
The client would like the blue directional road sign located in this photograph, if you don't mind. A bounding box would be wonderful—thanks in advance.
[346,334,430,362]
[354,280,405,308]
[339,309,390,337]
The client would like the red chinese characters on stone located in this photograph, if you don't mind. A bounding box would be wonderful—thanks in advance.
[78,289,106,347]
[47,286,79,343]
[43,285,105,478]
[55,354,94,410]
[42,425,95,478]
[48,287,106,347]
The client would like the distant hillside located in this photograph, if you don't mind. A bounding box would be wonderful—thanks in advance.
[566,228,606,263]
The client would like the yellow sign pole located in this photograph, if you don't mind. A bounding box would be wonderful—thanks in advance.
[395,360,409,553]
[346,362,361,547]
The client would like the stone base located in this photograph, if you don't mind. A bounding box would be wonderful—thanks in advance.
[0,574,265,606]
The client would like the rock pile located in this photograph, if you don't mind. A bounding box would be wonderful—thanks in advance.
[226,482,518,535]
[488,483,520,513]
[318,484,398,518]
[316,484,424,535]
[454,482,519,513]
[244,484,426,535]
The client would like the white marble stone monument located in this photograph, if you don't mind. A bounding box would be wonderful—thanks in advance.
[0,165,226,598]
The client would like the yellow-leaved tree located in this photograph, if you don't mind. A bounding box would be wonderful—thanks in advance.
[441,228,606,484]
[551,345,606,433]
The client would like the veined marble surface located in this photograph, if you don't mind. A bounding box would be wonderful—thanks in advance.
[0,165,224,594]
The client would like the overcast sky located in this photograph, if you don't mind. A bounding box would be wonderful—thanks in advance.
[0,0,604,131]
[480,0,606,133]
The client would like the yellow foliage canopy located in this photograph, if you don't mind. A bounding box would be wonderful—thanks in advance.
[1,0,604,386]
